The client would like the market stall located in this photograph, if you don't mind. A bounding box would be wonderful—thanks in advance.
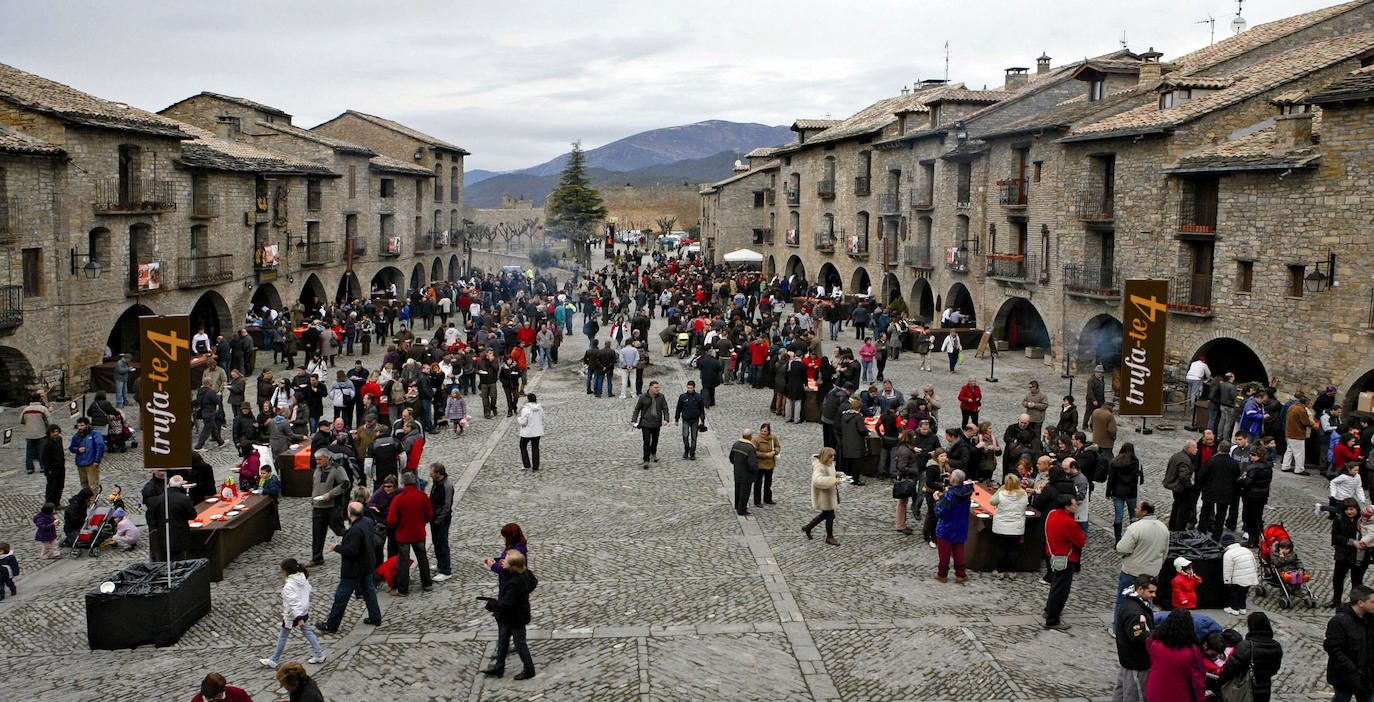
[964,483,1045,572]
[183,493,280,582]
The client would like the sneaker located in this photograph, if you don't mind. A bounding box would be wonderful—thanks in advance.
[307,654,327,664]
[1045,622,1072,631]
[1316,502,1326,516]
[433,573,451,582]
[1223,607,1240,615]
[1294,469,1308,475]
[258,658,278,669]
[928,541,937,549]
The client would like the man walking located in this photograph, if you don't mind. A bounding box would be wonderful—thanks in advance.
[20,393,49,475]
[630,381,669,469]
[698,349,724,408]
[69,416,106,493]
[309,452,348,566]
[730,430,759,516]
[1162,440,1199,531]
[429,463,454,582]
[674,381,706,460]
[1113,501,1168,629]
[387,471,433,596]
[517,393,545,471]
[193,377,224,449]
[1113,574,1157,701]
[1282,392,1313,475]
[1043,495,1086,631]
[1084,365,1106,430]
[616,338,639,399]
[1325,585,1374,702]
[317,502,383,632]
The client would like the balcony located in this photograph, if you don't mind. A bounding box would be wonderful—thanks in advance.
[946,249,970,274]
[1077,191,1114,222]
[876,193,900,215]
[854,176,870,197]
[301,240,335,267]
[986,252,1031,281]
[1168,276,1214,316]
[998,178,1028,207]
[0,284,22,332]
[190,193,217,219]
[127,260,166,294]
[783,229,799,247]
[254,245,281,271]
[177,254,233,288]
[785,189,800,207]
[813,231,835,252]
[911,188,933,210]
[379,234,402,257]
[1177,199,1216,234]
[905,245,933,270]
[432,230,451,248]
[845,234,869,257]
[345,236,367,259]
[94,178,176,214]
[414,232,433,253]
[816,179,836,199]
[1063,264,1121,299]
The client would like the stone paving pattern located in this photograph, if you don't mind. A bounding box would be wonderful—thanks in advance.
[0,286,1346,700]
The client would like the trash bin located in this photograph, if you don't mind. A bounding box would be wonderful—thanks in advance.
[1155,531,1228,610]
[86,559,211,649]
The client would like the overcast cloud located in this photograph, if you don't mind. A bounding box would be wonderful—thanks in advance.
[0,0,1339,170]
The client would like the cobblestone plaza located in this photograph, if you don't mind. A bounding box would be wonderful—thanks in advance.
[0,300,1342,701]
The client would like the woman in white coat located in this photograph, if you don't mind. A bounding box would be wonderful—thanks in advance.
[259,558,326,668]
[803,447,848,546]
[517,393,545,471]
[988,474,1029,573]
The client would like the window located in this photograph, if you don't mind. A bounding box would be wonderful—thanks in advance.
[21,248,41,297]
[191,173,211,216]
[380,178,394,198]
[433,209,442,231]
[345,214,357,241]
[414,216,422,236]
[117,144,142,207]
[1089,80,1106,102]
[929,104,942,127]
[450,166,459,202]
[1236,260,1253,292]
[190,224,208,257]
[306,178,322,211]
[380,214,394,237]
[955,162,971,205]
[434,164,443,202]
[414,181,423,212]
[88,227,110,266]
[1033,161,1043,183]
[450,209,458,231]
[956,215,972,251]
[1287,265,1305,297]
[753,191,765,207]
[1279,103,1311,116]
[1159,89,1192,110]
[348,165,357,199]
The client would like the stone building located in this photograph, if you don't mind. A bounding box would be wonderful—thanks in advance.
[702,0,1374,410]
[0,66,467,401]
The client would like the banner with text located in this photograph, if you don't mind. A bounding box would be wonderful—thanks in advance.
[138,315,193,470]
[1120,279,1169,417]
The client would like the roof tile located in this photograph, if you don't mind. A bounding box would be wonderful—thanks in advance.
[320,110,468,154]
[0,62,191,138]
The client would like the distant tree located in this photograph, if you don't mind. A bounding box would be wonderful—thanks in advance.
[655,216,678,247]
[545,141,606,267]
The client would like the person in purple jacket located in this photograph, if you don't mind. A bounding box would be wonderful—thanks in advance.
[482,523,529,662]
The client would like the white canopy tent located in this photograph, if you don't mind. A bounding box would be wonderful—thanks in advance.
[721,248,764,263]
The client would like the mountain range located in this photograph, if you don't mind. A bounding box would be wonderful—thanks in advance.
[466,120,791,207]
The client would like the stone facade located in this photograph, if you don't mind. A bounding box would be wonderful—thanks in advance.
[0,68,468,401]
[702,0,1374,409]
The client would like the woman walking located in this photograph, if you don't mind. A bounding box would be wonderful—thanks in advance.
[1328,498,1367,608]
[803,447,847,546]
[989,473,1029,574]
[892,432,920,535]
[752,423,781,506]
[1107,443,1144,544]
[258,559,326,668]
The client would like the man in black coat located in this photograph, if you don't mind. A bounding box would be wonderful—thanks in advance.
[1197,442,1241,541]
[730,430,759,516]
[1325,585,1374,701]
[674,381,706,460]
[944,426,974,476]
[1113,574,1157,699]
[630,381,670,468]
[698,349,724,408]
[1084,365,1105,430]
[318,502,382,631]
[482,551,538,680]
[146,475,197,561]
[1002,413,1036,477]
[820,383,853,450]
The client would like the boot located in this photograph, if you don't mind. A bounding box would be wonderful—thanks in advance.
[802,515,824,540]
[824,520,839,546]
[1113,522,1122,545]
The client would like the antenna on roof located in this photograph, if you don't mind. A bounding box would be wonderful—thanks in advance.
[1197,14,1216,45]
[1120,30,1129,51]
[1231,0,1247,34]
[944,41,950,81]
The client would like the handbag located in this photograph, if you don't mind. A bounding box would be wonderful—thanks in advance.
[1218,651,1254,702]
[698,417,708,433]
[892,479,917,500]
[1046,516,1069,571]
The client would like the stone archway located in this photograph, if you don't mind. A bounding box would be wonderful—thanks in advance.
[1192,337,1267,384]
[409,263,425,291]
[945,283,976,326]
[992,296,1051,350]
[431,257,443,283]
[189,290,232,341]
[448,255,460,281]
[1077,313,1123,372]
[0,346,37,405]
[107,304,155,360]
[371,266,404,296]
[765,255,776,278]
[298,273,326,307]
[817,262,842,295]
[880,273,902,307]
[850,267,871,297]
[336,271,362,303]
[251,283,283,314]
[909,278,935,322]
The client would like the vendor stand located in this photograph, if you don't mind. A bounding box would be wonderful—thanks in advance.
[182,493,280,582]
[964,483,1045,572]
[275,445,314,497]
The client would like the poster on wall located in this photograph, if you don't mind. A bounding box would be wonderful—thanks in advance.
[136,262,162,291]
[785,228,798,246]
[1119,279,1170,417]
[438,230,450,247]
[258,244,280,268]
[385,236,402,255]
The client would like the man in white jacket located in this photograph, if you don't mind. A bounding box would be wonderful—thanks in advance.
[518,394,545,471]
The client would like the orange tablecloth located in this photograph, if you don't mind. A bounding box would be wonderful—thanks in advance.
[190,495,252,525]
[290,446,312,471]
[971,483,997,515]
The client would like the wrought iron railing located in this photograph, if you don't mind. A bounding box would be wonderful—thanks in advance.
[845,233,869,256]
[414,232,433,252]
[302,240,335,266]
[1168,276,1214,314]
[985,252,1034,281]
[1077,191,1114,221]
[998,178,1028,206]
[0,284,22,331]
[813,231,834,252]
[911,187,933,209]
[177,254,233,288]
[1063,264,1121,298]
[905,245,933,270]
[816,179,835,198]
[785,189,800,207]
[853,177,870,197]
[1178,198,1217,233]
[94,178,176,213]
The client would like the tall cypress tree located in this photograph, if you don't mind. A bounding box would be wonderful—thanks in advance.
[544,141,607,267]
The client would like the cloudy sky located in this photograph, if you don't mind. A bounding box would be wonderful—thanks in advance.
[0,0,1342,170]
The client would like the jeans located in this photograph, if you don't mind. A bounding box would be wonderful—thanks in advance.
[860,360,874,382]
[1044,565,1075,625]
[324,575,382,629]
[828,321,840,340]
[1112,498,1138,527]
[936,539,966,578]
[1113,668,1149,702]
[396,540,432,594]
[420,399,434,432]
[195,417,222,448]
[537,347,551,369]
[431,517,451,575]
[785,398,801,423]
[1282,437,1306,472]
[520,436,541,470]
[115,378,128,407]
[948,352,959,372]
[1218,406,1237,441]
[1112,570,1136,632]
[480,383,498,416]
[492,620,535,675]
[24,438,39,474]
[269,621,324,663]
[681,421,699,455]
[597,372,614,397]
[640,427,660,461]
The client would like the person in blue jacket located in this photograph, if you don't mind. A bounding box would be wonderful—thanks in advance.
[934,469,975,583]
[68,416,106,495]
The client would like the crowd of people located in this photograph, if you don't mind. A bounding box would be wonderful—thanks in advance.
[14,242,1374,700]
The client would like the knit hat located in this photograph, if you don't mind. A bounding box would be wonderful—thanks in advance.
[1246,611,1273,636]
[1173,556,1192,571]
[1221,532,1239,546]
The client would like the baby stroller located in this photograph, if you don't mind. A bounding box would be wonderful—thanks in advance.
[69,506,117,558]
[1254,523,1318,609]
[674,332,692,358]
[104,409,137,453]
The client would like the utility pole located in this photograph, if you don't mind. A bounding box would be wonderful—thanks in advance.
[1197,15,1215,45]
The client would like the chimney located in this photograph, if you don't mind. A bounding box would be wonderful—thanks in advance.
[214,114,241,140]
[1036,53,1052,75]
[1004,67,1029,90]
[1138,47,1164,88]
[1275,112,1314,150]
[918,79,948,90]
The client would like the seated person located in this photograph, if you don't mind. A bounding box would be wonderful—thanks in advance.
[1269,539,1309,584]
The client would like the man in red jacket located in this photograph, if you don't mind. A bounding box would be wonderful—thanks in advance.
[387,471,433,595]
[1043,495,1086,631]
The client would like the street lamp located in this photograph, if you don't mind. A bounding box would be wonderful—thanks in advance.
[1304,252,1336,293]
[69,249,103,279]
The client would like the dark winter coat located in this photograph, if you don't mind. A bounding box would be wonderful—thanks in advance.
[1106,456,1143,500]
[837,409,868,460]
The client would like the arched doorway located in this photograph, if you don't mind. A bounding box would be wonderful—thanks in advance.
[251,283,283,314]
[909,278,935,322]
[107,304,155,360]
[817,263,842,296]
[1077,314,1123,372]
[1192,338,1267,384]
[880,273,902,307]
[431,257,443,283]
[1342,368,1374,414]
[336,271,361,303]
[850,267,871,297]
[945,283,976,326]
[298,274,326,308]
[371,267,404,297]
[765,255,776,278]
[409,263,425,291]
[0,346,36,405]
[448,255,460,281]
[189,291,232,341]
[784,255,807,293]
[992,297,1051,349]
